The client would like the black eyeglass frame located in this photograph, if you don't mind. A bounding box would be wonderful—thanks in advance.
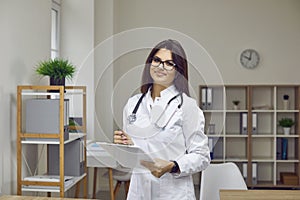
[151,56,177,71]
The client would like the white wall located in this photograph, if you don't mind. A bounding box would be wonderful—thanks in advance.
[113,0,300,84]
[60,0,95,140]
[0,0,51,194]
[94,0,114,142]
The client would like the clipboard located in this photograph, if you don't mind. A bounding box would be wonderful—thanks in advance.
[97,142,153,169]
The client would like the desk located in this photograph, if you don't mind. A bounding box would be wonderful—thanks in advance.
[0,195,91,200]
[86,142,118,200]
[220,189,300,200]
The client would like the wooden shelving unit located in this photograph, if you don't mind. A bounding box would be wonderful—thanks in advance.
[17,85,87,198]
[200,84,300,188]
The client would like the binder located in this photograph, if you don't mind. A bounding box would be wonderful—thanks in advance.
[206,88,213,109]
[252,162,257,185]
[48,138,85,176]
[252,113,257,134]
[282,138,288,160]
[276,138,282,160]
[242,163,247,181]
[240,112,248,134]
[208,138,214,160]
[201,88,207,110]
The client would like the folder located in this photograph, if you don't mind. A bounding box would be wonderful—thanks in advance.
[252,162,257,185]
[240,112,248,134]
[201,88,207,110]
[208,138,214,160]
[252,113,257,134]
[276,138,282,160]
[80,138,84,162]
[206,88,213,109]
[282,138,288,160]
[242,163,247,181]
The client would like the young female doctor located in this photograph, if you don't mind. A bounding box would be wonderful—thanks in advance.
[114,39,210,199]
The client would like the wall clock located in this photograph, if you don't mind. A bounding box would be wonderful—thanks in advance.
[240,49,260,69]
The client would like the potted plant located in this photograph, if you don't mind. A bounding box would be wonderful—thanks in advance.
[35,58,76,86]
[283,94,289,110]
[279,118,295,135]
[232,100,240,110]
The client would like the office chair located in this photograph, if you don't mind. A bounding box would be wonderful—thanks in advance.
[199,162,247,200]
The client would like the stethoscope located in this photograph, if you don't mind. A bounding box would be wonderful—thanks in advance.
[128,92,183,130]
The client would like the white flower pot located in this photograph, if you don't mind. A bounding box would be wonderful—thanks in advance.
[283,100,289,110]
[233,105,239,110]
[283,127,291,135]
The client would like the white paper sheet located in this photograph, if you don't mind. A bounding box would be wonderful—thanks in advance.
[97,142,153,169]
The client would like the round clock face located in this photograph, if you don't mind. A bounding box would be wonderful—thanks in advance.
[240,49,260,69]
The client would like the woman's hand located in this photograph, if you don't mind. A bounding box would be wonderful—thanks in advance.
[140,158,175,178]
[114,130,134,145]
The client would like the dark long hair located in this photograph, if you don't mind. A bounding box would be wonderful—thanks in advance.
[141,39,190,96]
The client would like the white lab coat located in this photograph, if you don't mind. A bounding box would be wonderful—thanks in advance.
[123,85,210,200]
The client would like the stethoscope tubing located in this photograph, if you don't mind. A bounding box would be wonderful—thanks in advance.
[128,92,183,126]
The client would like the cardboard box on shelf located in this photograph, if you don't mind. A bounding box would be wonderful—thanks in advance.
[280,172,299,185]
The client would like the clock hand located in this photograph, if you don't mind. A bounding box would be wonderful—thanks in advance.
[243,55,251,60]
[249,51,252,60]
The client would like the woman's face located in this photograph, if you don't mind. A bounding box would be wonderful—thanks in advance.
[150,48,177,88]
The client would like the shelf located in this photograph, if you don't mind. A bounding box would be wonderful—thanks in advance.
[22,173,86,193]
[21,133,86,144]
[276,134,299,138]
[225,158,248,162]
[210,159,224,163]
[252,110,274,113]
[206,134,224,138]
[225,134,248,137]
[276,110,299,113]
[250,181,275,188]
[17,85,87,198]
[276,159,299,163]
[203,110,225,113]
[252,159,275,162]
[21,92,59,96]
[252,135,274,138]
[274,183,300,188]
[226,110,248,113]
[200,84,300,189]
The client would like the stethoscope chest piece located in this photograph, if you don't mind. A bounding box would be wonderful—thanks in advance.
[128,114,137,124]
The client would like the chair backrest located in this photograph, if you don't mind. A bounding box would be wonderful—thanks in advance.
[199,162,247,200]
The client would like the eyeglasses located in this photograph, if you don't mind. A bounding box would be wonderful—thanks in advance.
[151,56,176,71]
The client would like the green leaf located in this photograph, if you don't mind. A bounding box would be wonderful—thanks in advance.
[35,58,76,80]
